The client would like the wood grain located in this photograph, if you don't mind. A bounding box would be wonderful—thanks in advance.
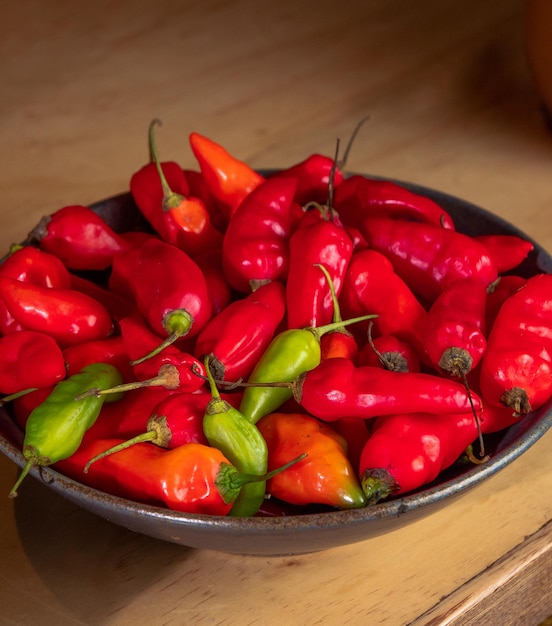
[1,0,552,624]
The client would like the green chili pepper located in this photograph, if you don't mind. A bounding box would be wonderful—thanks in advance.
[8,362,123,498]
[203,356,269,517]
[239,315,377,426]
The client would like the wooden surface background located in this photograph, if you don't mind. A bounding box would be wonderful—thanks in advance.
[1,1,552,624]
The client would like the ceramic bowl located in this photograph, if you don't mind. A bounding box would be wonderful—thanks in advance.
[1,174,552,556]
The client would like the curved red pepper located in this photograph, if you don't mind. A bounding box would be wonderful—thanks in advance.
[121,238,212,356]
[0,277,113,347]
[359,411,479,503]
[189,131,265,222]
[357,333,421,373]
[257,412,366,509]
[292,357,480,422]
[30,205,132,270]
[422,278,488,378]
[334,175,455,230]
[285,208,353,329]
[55,439,239,515]
[194,249,234,317]
[0,330,66,394]
[0,244,71,288]
[270,154,345,206]
[222,176,297,293]
[118,315,205,393]
[475,234,534,274]
[132,120,223,257]
[360,217,498,303]
[62,336,135,382]
[69,273,136,322]
[339,249,428,357]
[479,273,552,414]
[194,280,286,382]
[485,275,526,332]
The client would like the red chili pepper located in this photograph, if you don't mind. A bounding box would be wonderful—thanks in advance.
[291,357,480,422]
[85,386,176,442]
[194,249,234,316]
[194,280,286,382]
[339,249,428,357]
[222,176,297,293]
[12,386,54,430]
[0,300,24,334]
[119,238,212,360]
[55,438,252,516]
[119,315,202,384]
[270,154,345,206]
[422,278,488,378]
[285,208,353,329]
[83,392,211,471]
[360,217,498,303]
[257,412,366,509]
[479,273,552,414]
[135,120,223,257]
[359,411,479,503]
[183,168,227,232]
[69,273,136,322]
[357,330,421,373]
[334,175,455,230]
[332,417,371,471]
[475,234,534,274]
[485,275,526,332]
[0,277,113,347]
[0,330,66,395]
[189,131,265,222]
[29,205,132,271]
[62,336,135,381]
[0,244,71,288]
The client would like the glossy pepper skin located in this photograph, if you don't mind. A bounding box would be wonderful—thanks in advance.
[292,357,480,422]
[120,238,212,358]
[0,330,66,395]
[360,216,498,303]
[9,362,123,497]
[257,412,366,509]
[422,278,488,378]
[357,333,421,373]
[269,154,345,207]
[285,208,353,330]
[0,277,113,347]
[359,411,479,504]
[222,176,297,293]
[203,359,268,517]
[485,275,526,332]
[189,131,265,222]
[333,175,455,231]
[0,244,71,288]
[339,248,428,357]
[238,312,376,425]
[479,273,552,414]
[475,234,534,274]
[194,280,286,381]
[62,336,135,382]
[136,119,223,257]
[57,438,251,516]
[30,204,132,271]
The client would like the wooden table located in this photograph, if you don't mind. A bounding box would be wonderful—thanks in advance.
[2,1,552,623]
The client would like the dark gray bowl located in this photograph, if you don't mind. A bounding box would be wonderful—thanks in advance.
[1,173,552,556]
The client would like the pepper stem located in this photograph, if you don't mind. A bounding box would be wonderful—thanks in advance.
[0,387,39,407]
[130,309,193,365]
[215,453,307,505]
[310,312,378,341]
[75,364,180,401]
[204,355,233,415]
[149,119,186,212]
[8,460,32,498]
[83,414,174,473]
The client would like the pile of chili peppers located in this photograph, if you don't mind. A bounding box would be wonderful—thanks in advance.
[1,119,550,517]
